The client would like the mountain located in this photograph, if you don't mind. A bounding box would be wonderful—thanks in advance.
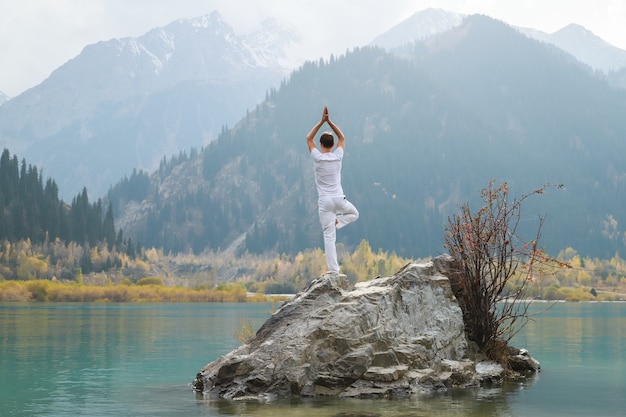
[372,8,626,79]
[0,91,8,106]
[110,15,626,260]
[517,23,626,73]
[0,11,298,200]
[369,8,465,49]
[3,7,624,202]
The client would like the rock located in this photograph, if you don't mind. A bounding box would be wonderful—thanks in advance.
[475,361,505,385]
[192,256,539,399]
[507,347,541,373]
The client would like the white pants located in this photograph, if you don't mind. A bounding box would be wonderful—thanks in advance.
[318,195,359,274]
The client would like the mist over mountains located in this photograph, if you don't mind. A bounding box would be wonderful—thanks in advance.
[370,8,626,89]
[2,9,626,260]
[108,14,626,259]
[369,8,466,49]
[518,23,626,74]
[2,8,625,202]
[370,8,626,75]
[0,11,297,199]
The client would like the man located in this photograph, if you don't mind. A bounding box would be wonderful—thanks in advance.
[307,106,359,275]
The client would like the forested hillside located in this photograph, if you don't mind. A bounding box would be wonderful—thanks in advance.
[111,15,626,260]
[0,149,140,280]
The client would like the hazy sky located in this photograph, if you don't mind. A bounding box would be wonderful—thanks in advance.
[1,0,625,97]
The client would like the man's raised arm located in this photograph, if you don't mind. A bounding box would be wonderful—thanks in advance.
[326,112,345,149]
[306,106,328,152]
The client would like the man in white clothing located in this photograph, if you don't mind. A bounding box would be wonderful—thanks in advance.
[306,106,359,275]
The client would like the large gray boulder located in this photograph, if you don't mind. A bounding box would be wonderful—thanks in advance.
[193,256,539,399]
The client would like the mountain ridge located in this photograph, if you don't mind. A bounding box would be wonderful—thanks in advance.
[0,11,297,199]
[2,8,625,202]
[517,22,626,73]
[110,15,626,259]
[370,8,626,76]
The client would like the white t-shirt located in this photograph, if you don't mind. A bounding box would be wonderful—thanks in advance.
[311,147,344,197]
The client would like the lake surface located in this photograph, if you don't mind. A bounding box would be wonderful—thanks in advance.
[1,301,624,416]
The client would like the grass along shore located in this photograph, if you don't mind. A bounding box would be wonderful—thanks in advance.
[1,275,623,303]
[0,279,283,303]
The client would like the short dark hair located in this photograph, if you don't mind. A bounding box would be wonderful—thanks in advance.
[320,132,334,148]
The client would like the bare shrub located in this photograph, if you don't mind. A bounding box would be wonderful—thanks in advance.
[444,180,566,363]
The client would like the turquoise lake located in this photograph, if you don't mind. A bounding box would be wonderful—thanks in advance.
[1,302,624,416]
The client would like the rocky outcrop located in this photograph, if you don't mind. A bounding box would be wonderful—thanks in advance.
[193,256,539,399]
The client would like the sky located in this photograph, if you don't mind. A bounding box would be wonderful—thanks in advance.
[1,0,625,97]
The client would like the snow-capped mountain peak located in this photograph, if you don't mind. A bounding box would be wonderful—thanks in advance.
[243,17,301,68]
[0,10,299,198]
[189,10,229,29]
[369,8,465,49]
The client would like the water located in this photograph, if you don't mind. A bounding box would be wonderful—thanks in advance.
[0,302,624,416]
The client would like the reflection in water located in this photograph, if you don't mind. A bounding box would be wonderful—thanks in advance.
[199,377,537,417]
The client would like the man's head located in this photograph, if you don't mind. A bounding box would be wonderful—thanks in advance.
[320,132,334,149]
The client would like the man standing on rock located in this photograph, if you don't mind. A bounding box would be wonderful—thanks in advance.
[307,106,359,275]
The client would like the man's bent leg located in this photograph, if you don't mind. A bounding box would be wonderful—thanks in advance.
[336,197,359,230]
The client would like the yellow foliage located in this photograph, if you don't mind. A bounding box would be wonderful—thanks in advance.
[25,280,51,301]
[233,319,256,343]
[130,259,151,275]
[578,270,592,285]
[563,287,596,302]
[17,255,48,280]
[136,276,164,286]
[541,284,562,300]
[0,281,31,301]
[1,236,625,302]
[0,278,268,303]
[91,247,99,264]
[145,247,159,263]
